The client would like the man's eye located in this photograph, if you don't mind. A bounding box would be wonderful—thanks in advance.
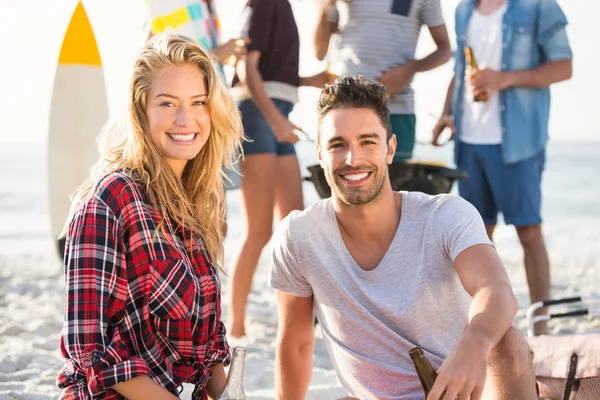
[330,143,344,149]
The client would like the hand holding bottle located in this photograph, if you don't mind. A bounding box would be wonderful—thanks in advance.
[468,68,509,98]
[426,336,489,400]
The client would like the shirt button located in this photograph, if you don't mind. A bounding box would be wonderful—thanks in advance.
[502,63,507,69]
[502,23,507,29]
[502,127,506,132]
[519,26,525,33]
[502,43,507,48]
[501,105,506,111]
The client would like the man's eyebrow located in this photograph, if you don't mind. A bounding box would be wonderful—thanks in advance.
[327,132,381,144]
[154,93,208,99]
[358,132,381,140]
[327,136,345,144]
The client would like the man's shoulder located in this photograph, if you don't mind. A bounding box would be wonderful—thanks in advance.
[403,191,463,209]
[283,198,331,231]
[403,191,474,221]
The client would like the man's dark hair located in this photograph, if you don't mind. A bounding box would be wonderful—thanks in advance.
[317,75,392,142]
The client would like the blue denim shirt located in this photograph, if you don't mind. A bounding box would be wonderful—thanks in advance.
[452,0,572,164]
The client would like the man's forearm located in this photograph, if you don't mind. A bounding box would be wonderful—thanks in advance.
[442,76,456,116]
[314,5,336,61]
[246,64,282,126]
[462,285,518,355]
[503,59,572,89]
[276,340,314,400]
[412,44,452,74]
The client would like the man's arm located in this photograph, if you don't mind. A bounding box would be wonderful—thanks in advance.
[471,59,572,96]
[314,0,338,61]
[377,25,451,99]
[428,244,518,400]
[412,25,452,74]
[275,291,315,400]
[432,76,456,145]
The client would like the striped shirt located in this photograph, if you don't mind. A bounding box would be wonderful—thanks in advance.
[57,171,230,400]
[334,0,444,114]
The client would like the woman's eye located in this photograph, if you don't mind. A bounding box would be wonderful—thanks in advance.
[160,102,174,107]
[192,100,206,106]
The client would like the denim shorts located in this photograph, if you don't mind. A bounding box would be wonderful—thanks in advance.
[390,114,416,162]
[457,142,545,226]
[239,98,297,156]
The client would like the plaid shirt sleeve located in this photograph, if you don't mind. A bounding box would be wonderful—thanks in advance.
[60,194,150,396]
[204,308,231,368]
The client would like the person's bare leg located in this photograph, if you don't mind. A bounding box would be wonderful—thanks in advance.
[516,224,551,335]
[228,154,277,338]
[485,224,496,242]
[481,327,539,400]
[273,155,303,223]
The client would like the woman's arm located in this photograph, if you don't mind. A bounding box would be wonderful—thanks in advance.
[206,364,227,399]
[113,375,179,400]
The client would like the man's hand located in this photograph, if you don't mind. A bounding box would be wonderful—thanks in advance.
[270,115,300,144]
[376,61,417,99]
[468,68,509,97]
[431,115,455,146]
[427,333,490,400]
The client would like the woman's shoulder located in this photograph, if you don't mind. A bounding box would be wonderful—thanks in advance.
[90,170,148,215]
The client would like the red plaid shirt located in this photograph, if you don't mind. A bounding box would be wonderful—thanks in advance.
[57,171,230,399]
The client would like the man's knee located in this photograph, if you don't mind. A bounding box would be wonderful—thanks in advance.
[516,224,543,248]
[490,327,535,376]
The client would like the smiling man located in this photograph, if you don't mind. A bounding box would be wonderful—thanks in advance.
[269,76,539,400]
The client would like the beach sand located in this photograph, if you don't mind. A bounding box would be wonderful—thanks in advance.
[1,143,599,399]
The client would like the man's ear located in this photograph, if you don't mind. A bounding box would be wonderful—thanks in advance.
[387,134,397,164]
[317,142,324,167]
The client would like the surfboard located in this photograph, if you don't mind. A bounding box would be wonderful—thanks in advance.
[48,1,108,259]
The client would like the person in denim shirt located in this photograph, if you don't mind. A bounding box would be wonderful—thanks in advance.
[432,0,572,335]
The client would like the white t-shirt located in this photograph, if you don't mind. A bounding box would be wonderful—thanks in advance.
[269,192,493,400]
[460,3,507,145]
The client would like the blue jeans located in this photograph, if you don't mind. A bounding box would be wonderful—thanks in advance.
[239,99,296,156]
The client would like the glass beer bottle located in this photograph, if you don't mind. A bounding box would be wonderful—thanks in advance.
[464,46,489,102]
[218,347,246,400]
[409,346,442,399]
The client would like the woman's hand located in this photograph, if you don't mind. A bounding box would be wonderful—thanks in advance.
[270,114,300,144]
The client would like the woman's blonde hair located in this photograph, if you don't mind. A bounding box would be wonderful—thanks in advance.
[65,32,244,268]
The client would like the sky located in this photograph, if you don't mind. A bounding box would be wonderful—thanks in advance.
[0,0,597,144]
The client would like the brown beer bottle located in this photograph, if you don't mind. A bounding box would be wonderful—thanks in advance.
[409,346,443,399]
[464,46,489,102]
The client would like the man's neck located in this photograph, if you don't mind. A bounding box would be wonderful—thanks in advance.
[477,0,505,14]
[333,186,401,242]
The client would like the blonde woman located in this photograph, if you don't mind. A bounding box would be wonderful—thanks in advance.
[57,33,243,400]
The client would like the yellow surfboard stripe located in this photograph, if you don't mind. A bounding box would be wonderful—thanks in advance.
[151,7,191,34]
[58,2,102,66]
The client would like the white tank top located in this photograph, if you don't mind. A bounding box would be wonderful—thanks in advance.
[460,3,507,145]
